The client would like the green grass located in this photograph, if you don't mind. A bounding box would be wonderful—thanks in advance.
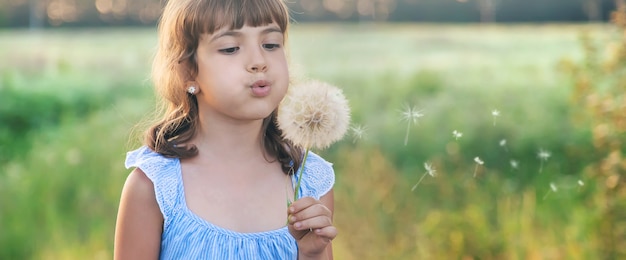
[0,23,615,259]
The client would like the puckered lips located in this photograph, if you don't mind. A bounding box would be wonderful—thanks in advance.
[250,79,271,97]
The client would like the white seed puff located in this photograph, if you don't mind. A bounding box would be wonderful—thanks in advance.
[277,80,351,150]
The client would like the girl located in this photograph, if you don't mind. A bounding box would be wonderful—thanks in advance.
[114,0,337,259]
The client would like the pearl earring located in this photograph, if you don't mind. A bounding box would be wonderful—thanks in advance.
[187,85,197,94]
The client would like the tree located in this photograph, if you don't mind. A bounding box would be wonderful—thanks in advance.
[28,0,45,29]
[561,0,626,257]
[477,0,497,23]
[583,0,603,21]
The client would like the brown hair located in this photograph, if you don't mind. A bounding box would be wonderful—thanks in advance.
[145,0,302,174]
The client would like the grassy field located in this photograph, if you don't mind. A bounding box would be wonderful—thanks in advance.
[0,23,619,259]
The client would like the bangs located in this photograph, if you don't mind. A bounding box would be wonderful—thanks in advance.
[156,0,290,86]
[194,0,289,35]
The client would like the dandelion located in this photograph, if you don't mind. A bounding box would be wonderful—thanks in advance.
[400,104,424,146]
[543,182,558,200]
[350,124,367,143]
[492,109,500,126]
[510,159,519,170]
[411,162,436,191]
[537,148,551,173]
[277,80,351,204]
[452,130,463,140]
[473,156,484,178]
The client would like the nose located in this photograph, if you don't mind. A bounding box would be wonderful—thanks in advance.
[247,47,267,73]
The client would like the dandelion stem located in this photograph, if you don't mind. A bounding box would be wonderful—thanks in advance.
[293,147,310,203]
[411,173,428,191]
[404,122,411,146]
[542,190,551,200]
[473,164,478,178]
[539,161,543,173]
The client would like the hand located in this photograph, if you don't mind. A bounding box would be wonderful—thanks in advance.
[287,196,337,258]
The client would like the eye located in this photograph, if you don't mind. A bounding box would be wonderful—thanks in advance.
[262,43,281,51]
[219,47,240,54]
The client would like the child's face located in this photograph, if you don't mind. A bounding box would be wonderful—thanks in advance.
[194,22,288,122]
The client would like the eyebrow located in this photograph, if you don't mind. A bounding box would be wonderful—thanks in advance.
[209,26,283,43]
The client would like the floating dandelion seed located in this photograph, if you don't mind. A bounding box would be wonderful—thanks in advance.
[537,148,551,173]
[473,157,484,178]
[474,157,484,165]
[400,104,424,146]
[510,159,519,170]
[452,130,463,140]
[411,162,436,191]
[499,139,508,152]
[492,109,500,126]
[538,149,551,160]
[543,182,558,200]
[578,179,585,191]
[350,124,367,143]
[277,80,351,205]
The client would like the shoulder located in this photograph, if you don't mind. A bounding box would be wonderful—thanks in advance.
[125,146,170,169]
[124,168,157,199]
[301,152,335,199]
[123,146,181,222]
[125,145,178,181]
[118,168,162,223]
[115,168,163,259]
[119,168,161,218]
[305,151,333,168]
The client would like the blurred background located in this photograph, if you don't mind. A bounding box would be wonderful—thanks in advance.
[1,0,625,259]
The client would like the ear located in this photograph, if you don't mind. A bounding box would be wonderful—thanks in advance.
[186,81,200,95]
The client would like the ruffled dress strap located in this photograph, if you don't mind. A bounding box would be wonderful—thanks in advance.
[125,146,182,229]
[294,151,336,200]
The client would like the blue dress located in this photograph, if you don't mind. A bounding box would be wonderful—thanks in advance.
[124,146,335,260]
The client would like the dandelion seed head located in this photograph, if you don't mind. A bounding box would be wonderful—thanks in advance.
[474,157,484,165]
[277,80,351,149]
[499,139,507,146]
[424,162,436,177]
[578,180,584,186]
[538,149,551,161]
[492,109,500,117]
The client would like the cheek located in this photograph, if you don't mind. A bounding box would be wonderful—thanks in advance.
[271,51,289,71]
[275,61,289,83]
[197,61,230,85]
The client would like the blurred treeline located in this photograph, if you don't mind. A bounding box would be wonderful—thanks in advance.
[1,1,625,259]
[0,0,619,28]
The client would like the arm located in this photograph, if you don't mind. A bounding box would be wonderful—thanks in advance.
[288,189,337,260]
[320,190,335,260]
[114,168,163,260]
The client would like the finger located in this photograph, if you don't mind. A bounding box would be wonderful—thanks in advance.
[287,197,320,214]
[288,223,337,242]
[312,226,338,241]
[292,215,333,231]
[288,204,331,225]
[288,197,318,214]
[287,223,309,240]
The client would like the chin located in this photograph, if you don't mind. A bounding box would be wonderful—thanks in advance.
[246,110,274,121]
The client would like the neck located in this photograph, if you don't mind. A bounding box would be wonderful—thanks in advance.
[192,112,267,160]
